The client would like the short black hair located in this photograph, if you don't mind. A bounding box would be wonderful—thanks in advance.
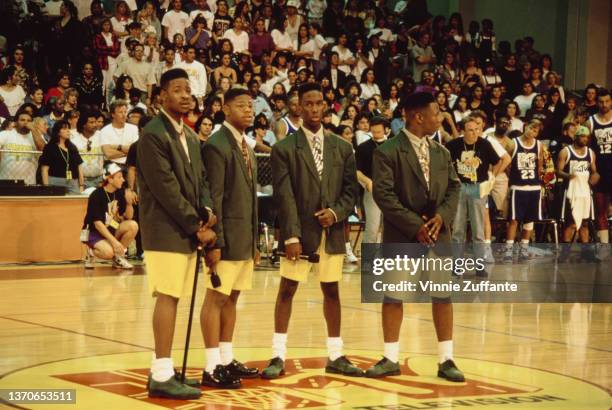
[370,116,389,129]
[401,92,435,112]
[223,87,251,104]
[597,88,610,98]
[160,68,189,89]
[298,82,322,99]
[77,110,99,133]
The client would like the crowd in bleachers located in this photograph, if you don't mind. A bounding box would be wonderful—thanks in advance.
[0,0,610,259]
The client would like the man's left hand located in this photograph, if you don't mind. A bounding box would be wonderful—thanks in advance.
[423,213,444,242]
[314,208,335,228]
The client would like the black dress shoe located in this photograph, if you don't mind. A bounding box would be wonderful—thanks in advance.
[226,359,259,379]
[202,365,242,389]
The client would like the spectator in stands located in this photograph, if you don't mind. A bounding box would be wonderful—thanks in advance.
[188,0,214,31]
[161,0,190,44]
[0,111,45,184]
[72,111,104,188]
[100,100,139,166]
[61,88,79,113]
[94,18,122,98]
[44,97,65,130]
[0,66,27,116]
[583,83,599,116]
[40,119,84,194]
[74,63,104,110]
[83,162,138,269]
[249,18,275,64]
[186,15,211,53]
[506,101,524,132]
[44,70,71,104]
[213,0,233,37]
[224,16,249,54]
[178,45,208,106]
[26,88,46,117]
[114,43,156,102]
[412,31,436,83]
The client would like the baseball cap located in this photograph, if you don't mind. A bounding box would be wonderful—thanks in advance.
[104,163,123,178]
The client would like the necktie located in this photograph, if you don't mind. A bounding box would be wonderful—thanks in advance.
[241,138,252,179]
[313,136,323,178]
[418,140,430,189]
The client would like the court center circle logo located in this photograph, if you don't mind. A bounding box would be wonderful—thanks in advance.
[0,348,609,409]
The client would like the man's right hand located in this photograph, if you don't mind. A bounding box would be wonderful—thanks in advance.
[416,224,434,246]
[366,180,373,193]
[197,227,217,248]
[205,248,221,268]
[285,242,302,261]
[112,239,125,256]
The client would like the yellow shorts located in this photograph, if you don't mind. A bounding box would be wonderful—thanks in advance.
[205,259,254,295]
[279,234,343,283]
[145,250,197,299]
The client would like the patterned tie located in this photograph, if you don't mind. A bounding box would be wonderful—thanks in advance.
[241,138,252,179]
[418,140,430,189]
[313,136,323,178]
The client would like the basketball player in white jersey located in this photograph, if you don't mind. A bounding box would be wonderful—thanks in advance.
[556,126,599,245]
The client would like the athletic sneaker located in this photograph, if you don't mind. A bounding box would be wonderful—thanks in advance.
[85,249,95,269]
[113,256,134,270]
[483,245,495,263]
[345,243,359,264]
[502,244,514,264]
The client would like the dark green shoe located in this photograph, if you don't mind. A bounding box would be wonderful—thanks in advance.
[147,371,201,389]
[325,356,364,377]
[437,359,465,382]
[148,375,202,400]
[261,357,285,379]
[365,357,401,378]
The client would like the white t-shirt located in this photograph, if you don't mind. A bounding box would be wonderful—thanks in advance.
[115,58,156,94]
[360,83,380,100]
[513,93,536,118]
[223,29,249,53]
[331,45,354,75]
[0,86,26,116]
[295,35,327,61]
[177,60,208,98]
[71,131,104,178]
[99,123,139,164]
[189,9,214,30]
[161,10,190,43]
[0,129,38,184]
[271,30,294,51]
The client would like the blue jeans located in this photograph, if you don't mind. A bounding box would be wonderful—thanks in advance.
[452,183,487,257]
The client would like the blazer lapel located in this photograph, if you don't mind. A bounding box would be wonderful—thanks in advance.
[161,115,196,186]
[224,126,253,187]
[428,143,442,199]
[399,130,429,191]
[296,129,320,182]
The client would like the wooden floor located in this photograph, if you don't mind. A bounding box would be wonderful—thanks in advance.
[0,261,610,409]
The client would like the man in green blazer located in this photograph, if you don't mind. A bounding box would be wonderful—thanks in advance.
[366,92,464,382]
[138,69,216,400]
[201,88,259,388]
[262,83,363,379]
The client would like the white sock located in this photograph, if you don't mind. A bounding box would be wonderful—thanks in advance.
[205,348,221,373]
[219,342,233,366]
[273,240,279,249]
[383,342,399,363]
[438,340,453,364]
[506,240,514,245]
[272,333,287,360]
[327,337,343,361]
[151,357,174,382]
[520,239,530,245]
[345,242,352,252]
[484,239,491,244]
[598,230,609,244]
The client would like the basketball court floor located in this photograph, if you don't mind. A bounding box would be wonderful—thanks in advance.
[0,261,610,409]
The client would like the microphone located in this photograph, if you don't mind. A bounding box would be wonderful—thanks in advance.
[277,252,320,263]
[209,270,222,288]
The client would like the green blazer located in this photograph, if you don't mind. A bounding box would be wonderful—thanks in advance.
[137,113,213,253]
[271,128,359,255]
[202,125,258,260]
[372,130,460,243]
